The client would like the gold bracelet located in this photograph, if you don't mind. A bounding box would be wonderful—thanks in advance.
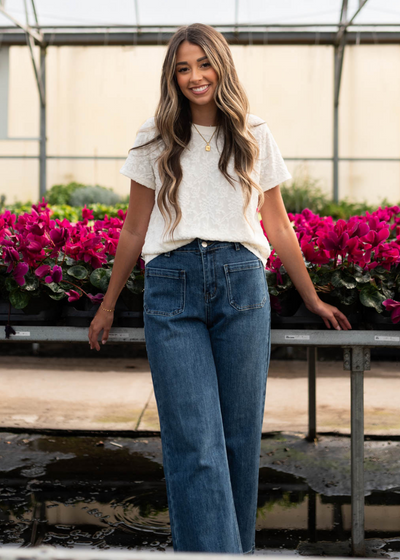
[100,303,115,313]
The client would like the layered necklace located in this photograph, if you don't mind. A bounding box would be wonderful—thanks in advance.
[192,123,218,152]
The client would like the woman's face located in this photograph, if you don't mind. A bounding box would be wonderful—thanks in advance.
[174,40,218,107]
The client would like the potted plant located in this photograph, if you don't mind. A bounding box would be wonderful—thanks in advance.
[0,199,144,332]
[264,206,400,330]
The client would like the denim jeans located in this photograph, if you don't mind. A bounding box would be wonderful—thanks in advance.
[143,238,271,554]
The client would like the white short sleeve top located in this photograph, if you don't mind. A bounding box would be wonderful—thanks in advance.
[119,113,292,267]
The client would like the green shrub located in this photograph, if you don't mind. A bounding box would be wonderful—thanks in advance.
[69,185,121,207]
[280,176,393,219]
[280,177,328,215]
[45,182,86,205]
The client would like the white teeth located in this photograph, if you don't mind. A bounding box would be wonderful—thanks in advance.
[192,85,209,92]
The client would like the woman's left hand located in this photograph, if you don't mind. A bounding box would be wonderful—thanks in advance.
[305,298,352,331]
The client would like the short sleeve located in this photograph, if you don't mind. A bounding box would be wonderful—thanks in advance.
[257,121,292,192]
[119,118,159,190]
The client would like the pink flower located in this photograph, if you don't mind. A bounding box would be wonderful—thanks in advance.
[65,289,81,302]
[382,299,400,324]
[301,241,330,265]
[82,205,94,221]
[35,264,63,283]
[87,292,104,304]
[13,262,29,286]
[35,264,51,278]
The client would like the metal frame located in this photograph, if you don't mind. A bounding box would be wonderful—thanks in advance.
[3,326,400,555]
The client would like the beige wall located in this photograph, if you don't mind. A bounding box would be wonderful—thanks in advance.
[2,43,400,205]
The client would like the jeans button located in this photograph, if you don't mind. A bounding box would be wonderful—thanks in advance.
[201,241,207,247]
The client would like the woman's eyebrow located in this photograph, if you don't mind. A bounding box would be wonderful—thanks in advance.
[176,55,208,66]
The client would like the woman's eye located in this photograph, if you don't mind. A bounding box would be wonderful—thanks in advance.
[178,62,211,73]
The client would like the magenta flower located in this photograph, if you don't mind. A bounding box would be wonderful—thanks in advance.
[35,264,51,278]
[50,227,69,248]
[87,292,104,304]
[321,230,349,253]
[13,262,29,286]
[3,246,20,272]
[65,289,81,302]
[45,264,62,284]
[301,241,330,265]
[82,205,94,221]
[382,299,400,324]
[35,264,63,283]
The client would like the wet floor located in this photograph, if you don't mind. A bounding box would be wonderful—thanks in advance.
[1,432,400,555]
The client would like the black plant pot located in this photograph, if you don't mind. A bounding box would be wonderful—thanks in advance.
[271,301,365,330]
[61,291,144,328]
[271,302,326,330]
[0,296,62,326]
[271,289,303,317]
[362,306,399,330]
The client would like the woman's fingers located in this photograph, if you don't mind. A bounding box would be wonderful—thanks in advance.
[88,311,115,350]
[102,328,110,345]
[329,308,352,331]
[308,300,352,331]
[89,322,102,351]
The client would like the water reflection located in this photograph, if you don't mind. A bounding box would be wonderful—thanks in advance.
[1,433,400,551]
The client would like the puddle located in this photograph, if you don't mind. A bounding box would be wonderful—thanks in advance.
[1,432,400,553]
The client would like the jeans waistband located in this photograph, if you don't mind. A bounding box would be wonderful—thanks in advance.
[162,239,241,257]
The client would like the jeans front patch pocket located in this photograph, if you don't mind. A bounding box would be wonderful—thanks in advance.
[224,259,267,311]
[144,266,186,316]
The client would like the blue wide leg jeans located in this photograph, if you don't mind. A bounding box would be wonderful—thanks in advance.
[143,238,271,554]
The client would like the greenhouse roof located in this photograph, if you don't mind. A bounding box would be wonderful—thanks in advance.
[1,0,400,46]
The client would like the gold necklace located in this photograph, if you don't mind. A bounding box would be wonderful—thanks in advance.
[192,123,218,152]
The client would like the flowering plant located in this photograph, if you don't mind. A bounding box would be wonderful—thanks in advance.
[0,198,144,310]
[264,206,400,323]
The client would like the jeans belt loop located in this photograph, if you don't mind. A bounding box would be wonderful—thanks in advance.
[164,251,171,257]
[234,242,241,251]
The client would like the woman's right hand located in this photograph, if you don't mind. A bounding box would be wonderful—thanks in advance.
[88,307,115,351]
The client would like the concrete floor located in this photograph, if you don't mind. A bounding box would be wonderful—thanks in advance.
[1,357,400,435]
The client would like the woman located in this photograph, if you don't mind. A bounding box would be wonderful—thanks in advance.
[88,23,351,554]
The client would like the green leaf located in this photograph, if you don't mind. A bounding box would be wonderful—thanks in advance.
[354,269,371,283]
[126,277,144,295]
[331,269,357,289]
[64,256,77,266]
[46,282,64,293]
[315,270,334,286]
[372,266,388,281]
[90,268,112,291]
[381,284,395,299]
[359,284,386,313]
[22,273,40,292]
[67,265,89,280]
[5,276,19,292]
[48,292,66,300]
[9,290,31,309]
[331,288,358,305]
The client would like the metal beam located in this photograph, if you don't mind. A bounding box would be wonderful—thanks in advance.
[2,28,400,47]
[0,5,43,44]
[333,0,370,202]
[39,45,46,199]
[337,0,370,43]
[3,327,400,346]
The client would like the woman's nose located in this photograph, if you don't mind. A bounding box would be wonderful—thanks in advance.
[191,68,202,81]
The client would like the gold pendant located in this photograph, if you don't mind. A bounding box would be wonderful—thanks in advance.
[205,144,211,152]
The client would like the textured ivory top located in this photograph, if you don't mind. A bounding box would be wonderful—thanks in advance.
[119,113,292,267]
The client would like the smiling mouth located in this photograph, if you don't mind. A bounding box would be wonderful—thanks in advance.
[190,84,211,93]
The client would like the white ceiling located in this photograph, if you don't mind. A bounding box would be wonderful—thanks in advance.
[0,0,400,28]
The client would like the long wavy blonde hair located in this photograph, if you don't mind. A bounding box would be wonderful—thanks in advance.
[129,22,265,241]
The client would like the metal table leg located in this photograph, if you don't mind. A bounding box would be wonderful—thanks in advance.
[344,346,370,556]
[307,347,317,441]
